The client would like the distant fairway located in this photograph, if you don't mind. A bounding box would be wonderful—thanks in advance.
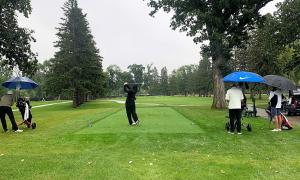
[77,107,203,134]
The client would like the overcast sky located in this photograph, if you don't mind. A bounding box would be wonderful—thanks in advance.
[18,0,283,71]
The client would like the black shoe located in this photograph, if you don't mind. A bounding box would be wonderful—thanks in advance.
[31,123,36,129]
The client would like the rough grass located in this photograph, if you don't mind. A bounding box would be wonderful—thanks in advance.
[0,97,299,180]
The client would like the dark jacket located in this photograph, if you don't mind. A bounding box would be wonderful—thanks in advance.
[270,94,278,108]
[124,84,138,105]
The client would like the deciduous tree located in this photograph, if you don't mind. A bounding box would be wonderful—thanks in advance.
[146,0,272,108]
[0,0,37,75]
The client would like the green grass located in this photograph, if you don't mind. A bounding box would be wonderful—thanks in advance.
[0,97,300,179]
[78,107,202,134]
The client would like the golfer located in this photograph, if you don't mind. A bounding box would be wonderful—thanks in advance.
[124,82,140,125]
[225,84,244,134]
[0,91,23,133]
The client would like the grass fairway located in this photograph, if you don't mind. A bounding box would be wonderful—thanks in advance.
[0,97,300,179]
[78,107,202,134]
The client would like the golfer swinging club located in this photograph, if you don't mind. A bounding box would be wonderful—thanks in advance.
[124,82,140,125]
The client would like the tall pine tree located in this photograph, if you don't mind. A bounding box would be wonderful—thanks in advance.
[47,0,104,107]
[160,67,169,95]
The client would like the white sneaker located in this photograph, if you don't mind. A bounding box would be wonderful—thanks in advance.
[14,129,23,133]
[131,122,136,126]
[237,132,242,135]
[277,129,282,131]
[271,129,278,132]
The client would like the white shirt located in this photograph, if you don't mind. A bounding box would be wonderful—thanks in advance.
[225,87,244,109]
[269,90,282,108]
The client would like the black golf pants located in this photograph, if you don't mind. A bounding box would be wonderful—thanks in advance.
[125,103,138,125]
[229,109,242,133]
[0,106,18,131]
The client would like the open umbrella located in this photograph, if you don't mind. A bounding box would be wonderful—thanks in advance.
[223,71,266,83]
[263,75,297,91]
[2,76,38,90]
[224,71,265,117]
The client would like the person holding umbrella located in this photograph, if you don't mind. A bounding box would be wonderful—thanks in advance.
[269,87,284,132]
[223,71,265,134]
[0,91,23,133]
[263,75,297,131]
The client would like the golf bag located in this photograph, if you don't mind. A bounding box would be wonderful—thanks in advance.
[281,114,293,130]
[16,98,36,129]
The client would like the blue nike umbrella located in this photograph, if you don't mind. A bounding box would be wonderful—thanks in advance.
[2,76,38,90]
[223,71,266,83]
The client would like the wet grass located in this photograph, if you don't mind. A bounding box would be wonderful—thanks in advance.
[0,97,299,179]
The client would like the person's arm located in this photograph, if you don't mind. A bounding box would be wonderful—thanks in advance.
[9,95,14,106]
[225,90,230,102]
[124,82,130,93]
[133,84,138,93]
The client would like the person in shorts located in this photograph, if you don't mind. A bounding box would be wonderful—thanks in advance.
[269,87,283,132]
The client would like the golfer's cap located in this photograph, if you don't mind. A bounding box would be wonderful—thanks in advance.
[7,90,13,95]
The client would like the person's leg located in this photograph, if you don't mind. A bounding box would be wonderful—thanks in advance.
[125,105,133,125]
[236,109,242,133]
[277,109,282,130]
[6,107,18,131]
[131,103,138,123]
[271,107,278,131]
[0,107,8,131]
[229,109,235,133]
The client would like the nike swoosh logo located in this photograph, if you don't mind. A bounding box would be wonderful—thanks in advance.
[239,77,249,80]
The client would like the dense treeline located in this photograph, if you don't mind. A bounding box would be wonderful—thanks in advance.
[104,55,213,97]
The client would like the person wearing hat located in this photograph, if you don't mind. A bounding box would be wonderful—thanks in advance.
[0,91,23,132]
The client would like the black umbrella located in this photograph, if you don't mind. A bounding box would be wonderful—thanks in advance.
[263,75,297,91]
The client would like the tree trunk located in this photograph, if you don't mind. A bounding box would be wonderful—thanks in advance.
[259,91,262,100]
[207,25,226,109]
[73,88,80,108]
[211,61,226,109]
[210,41,226,109]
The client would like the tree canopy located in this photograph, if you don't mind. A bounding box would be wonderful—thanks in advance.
[146,0,272,108]
[0,0,37,76]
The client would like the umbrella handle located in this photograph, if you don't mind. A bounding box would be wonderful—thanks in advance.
[16,82,21,90]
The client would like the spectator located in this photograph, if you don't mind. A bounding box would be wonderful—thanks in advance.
[225,84,244,134]
[0,91,23,133]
